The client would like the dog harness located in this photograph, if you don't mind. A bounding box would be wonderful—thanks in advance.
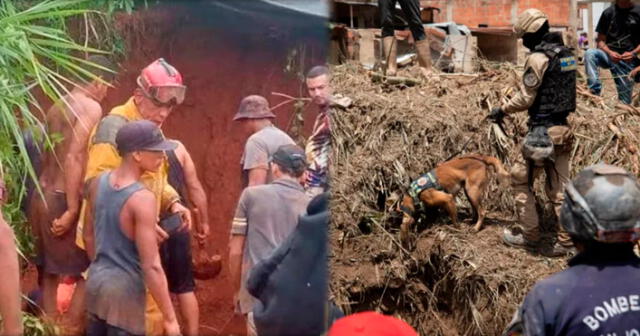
[408,170,443,201]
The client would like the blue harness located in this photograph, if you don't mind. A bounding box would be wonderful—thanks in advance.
[408,170,443,201]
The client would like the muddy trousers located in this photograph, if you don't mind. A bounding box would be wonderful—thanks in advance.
[378,0,426,41]
[510,125,573,246]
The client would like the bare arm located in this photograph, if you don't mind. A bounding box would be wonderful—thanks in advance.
[133,190,178,332]
[176,143,209,240]
[0,213,22,336]
[597,33,613,53]
[52,101,101,237]
[229,191,249,300]
[247,168,268,186]
[228,234,246,293]
[65,102,101,214]
[596,33,624,62]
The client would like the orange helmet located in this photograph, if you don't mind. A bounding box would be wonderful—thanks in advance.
[137,58,186,106]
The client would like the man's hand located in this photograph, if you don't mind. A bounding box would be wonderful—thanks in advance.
[51,210,78,237]
[170,202,192,232]
[621,51,635,62]
[155,224,169,244]
[488,107,505,122]
[163,318,181,336]
[608,50,622,63]
[192,208,210,242]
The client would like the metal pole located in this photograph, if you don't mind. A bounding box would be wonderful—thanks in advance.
[570,0,578,37]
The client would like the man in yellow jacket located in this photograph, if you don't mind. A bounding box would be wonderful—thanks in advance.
[78,58,192,335]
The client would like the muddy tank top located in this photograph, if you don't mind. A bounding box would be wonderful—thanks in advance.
[86,172,146,335]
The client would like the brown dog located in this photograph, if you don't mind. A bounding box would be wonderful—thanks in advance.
[397,154,510,245]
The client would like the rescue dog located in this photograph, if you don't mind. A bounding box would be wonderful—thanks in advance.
[397,154,510,245]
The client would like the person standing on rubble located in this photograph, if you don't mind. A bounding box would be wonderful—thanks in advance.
[234,95,296,188]
[305,66,333,199]
[488,9,577,257]
[379,0,433,77]
[503,164,640,335]
[584,0,640,105]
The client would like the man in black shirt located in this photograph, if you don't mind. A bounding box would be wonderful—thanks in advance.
[584,0,640,104]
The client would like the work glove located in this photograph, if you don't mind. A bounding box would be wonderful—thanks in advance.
[488,107,505,122]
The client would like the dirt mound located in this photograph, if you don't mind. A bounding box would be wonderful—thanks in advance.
[329,63,640,335]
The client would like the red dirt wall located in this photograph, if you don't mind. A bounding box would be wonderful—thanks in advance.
[102,2,327,334]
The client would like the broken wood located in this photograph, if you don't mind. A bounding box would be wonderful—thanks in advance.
[371,72,422,86]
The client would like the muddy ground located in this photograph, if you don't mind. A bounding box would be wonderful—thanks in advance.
[329,61,639,335]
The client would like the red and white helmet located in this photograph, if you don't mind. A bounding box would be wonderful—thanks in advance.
[137,58,186,106]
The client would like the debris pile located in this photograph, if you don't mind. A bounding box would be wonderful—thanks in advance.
[329,62,640,335]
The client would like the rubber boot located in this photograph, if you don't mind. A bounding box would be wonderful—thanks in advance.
[382,36,397,76]
[415,38,434,78]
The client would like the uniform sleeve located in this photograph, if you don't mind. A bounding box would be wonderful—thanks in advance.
[242,137,269,171]
[160,183,180,211]
[231,190,250,235]
[503,285,548,336]
[501,53,549,114]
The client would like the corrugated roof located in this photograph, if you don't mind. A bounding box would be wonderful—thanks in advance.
[262,0,329,17]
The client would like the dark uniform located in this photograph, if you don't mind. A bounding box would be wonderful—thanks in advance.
[505,250,640,336]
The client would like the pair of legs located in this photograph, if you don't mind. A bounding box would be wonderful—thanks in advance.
[379,0,432,76]
[41,274,85,329]
[379,0,425,41]
[509,125,573,247]
[30,190,89,333]
[584,48,637,104]
[160,229,198,335]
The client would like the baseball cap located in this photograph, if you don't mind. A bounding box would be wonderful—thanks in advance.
[270,144,307,173]
[328,311,418,336]
[116,120,177,154]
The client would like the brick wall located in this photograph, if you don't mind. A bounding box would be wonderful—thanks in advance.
[420,0,571,28]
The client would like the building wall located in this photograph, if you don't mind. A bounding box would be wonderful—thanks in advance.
[419,0,571,28]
